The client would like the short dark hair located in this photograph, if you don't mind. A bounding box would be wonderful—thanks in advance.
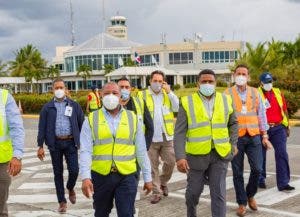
[52,78,64,86]
[117,76,132,86]
[234,64,249,72]
[150,70,165,80]
[197,69,216,80]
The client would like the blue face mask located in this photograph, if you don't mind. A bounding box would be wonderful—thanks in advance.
[121,89,130,100]
[199,83,215,97]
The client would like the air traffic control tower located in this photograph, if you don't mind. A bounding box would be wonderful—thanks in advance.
[106,16,128,40]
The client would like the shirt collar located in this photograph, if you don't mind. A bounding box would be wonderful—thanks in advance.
[102,105,124,117]
[148,86,162,95]
[198,91,216,102]
[54,96,67,103]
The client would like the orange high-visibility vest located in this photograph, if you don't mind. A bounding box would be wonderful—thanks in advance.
[225,85,260,137]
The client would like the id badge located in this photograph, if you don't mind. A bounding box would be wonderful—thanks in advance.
[64,106,73,117]
[241,105,247,114]
[162,106,170,115]
[265,99,271,109]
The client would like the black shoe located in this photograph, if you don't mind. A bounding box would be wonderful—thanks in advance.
[279,185,295,191]
[258,183,266,189]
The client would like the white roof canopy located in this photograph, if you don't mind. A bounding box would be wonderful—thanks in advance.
[105,66,178,77]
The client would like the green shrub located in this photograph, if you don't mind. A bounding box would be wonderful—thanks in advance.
[216,80,228,87]
[283,91,300,117]
[173,84,181,90]
[184,83,196,88]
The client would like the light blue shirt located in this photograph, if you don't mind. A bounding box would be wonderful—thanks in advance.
[4,92,25,158]
[54,98,71,136]
[148,87,179,142]
[236,86,269,132]
[79,107,152,183]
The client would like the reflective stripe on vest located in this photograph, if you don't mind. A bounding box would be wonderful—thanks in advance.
[88,109,137,175]
[0,89,13,163]
[89,92,100,110]
[138,89,174,136]
[258,87,289,127]
[181,92,233,157]
[132,97,146,132]
[225,86,260,137]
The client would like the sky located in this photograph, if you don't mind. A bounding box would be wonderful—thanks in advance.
[0,0,300,62]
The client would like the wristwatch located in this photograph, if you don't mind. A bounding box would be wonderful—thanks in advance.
[14,156,22,161]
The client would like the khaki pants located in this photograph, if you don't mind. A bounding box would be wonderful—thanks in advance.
[148,134,175,195]
[0,163,11,217]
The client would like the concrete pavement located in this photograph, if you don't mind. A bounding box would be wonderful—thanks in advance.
[6,118,300,217]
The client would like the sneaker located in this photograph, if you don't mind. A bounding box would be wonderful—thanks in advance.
[258,182,266,189]
[150,194,161,204]
[279,185,295,191]
[247,197,258,211]
[236,205,246,217]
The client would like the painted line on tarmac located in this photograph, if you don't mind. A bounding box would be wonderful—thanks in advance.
[168,192,300,217]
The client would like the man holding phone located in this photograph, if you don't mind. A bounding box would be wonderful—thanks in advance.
[138,70,179,204]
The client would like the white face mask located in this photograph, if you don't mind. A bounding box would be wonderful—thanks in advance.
[199,83,215,97]
[150,82,162,93]
[102,94,120,110]
[54,89,65,99]
[235,75,247,86]
[263,83,273,91]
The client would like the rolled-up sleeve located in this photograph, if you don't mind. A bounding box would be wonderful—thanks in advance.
[135,118,152,183]
[5,93,25,158]
[79,119,93,180]
[168,91,179,112]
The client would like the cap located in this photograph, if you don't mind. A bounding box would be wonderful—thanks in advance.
[259,72,273,84]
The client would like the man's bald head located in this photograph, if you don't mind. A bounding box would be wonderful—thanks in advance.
[101,82,121,98]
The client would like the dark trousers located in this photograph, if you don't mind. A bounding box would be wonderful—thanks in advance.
[259,124,290,190]
[232,135,262,206]
[49,139,79,203]
[0,163,11,217]
[92,171,137,217]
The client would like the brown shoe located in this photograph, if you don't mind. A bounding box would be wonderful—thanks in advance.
[160,185,169,196]
[58,202,67,213]
[150,194,161,204]
[248,197,258,211]
[68,189,76,204]
[236,205,246,217]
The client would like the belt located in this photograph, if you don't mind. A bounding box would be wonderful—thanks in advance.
[55,135,74,140]
[268,122,281,128]
[110,167,118,173]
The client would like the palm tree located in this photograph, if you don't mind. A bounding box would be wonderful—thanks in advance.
[46,65,60,80]
[77,64,92,89]
[0,60,8,77]
[9,44,46,92]
[103,64,114,75]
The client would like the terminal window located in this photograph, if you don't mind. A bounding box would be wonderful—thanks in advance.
[202,50,238,63]
[169,52,193,64]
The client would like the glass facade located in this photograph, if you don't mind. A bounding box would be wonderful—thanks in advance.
[169,52,193,64]
[202,50,238,63]
[104,54,131,69]
[183,75,198,84]
[65,57,74,72]
[75,55,102,71]
[78,80,103,90]
[140,53,159,66]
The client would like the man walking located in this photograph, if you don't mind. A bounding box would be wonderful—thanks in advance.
[0,88,25,217]
[117,76,154,150]
[224,64,272,217]
[37,78,85,213]
[138,70,179,204]
[80,82,152,217]
[258,72,295,191]
[174,69,238,217]
[86,85,101,113]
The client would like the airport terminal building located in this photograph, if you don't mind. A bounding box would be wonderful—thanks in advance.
[4,15,244,93]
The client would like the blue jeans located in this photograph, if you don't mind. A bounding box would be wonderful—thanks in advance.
[259,124,290,190]
[232,134,262,205]
[49,139,79,203]
[92,171,137,217]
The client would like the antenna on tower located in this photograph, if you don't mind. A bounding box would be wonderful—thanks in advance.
[70,0,75,46]
[102,0,106,33]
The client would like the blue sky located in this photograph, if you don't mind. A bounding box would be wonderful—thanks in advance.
[0,0,299,62]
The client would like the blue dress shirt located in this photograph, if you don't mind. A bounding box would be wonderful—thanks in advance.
[5,93,25,158]
[80,107,152,183]
[54,98,72,136]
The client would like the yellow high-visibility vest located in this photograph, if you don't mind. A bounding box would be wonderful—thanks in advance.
[89,92,100,110]
[137,89,174,136]
[258,87,289,127]
[88,108,137,175]
[181,92,233,157]
[0,89,13,163]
